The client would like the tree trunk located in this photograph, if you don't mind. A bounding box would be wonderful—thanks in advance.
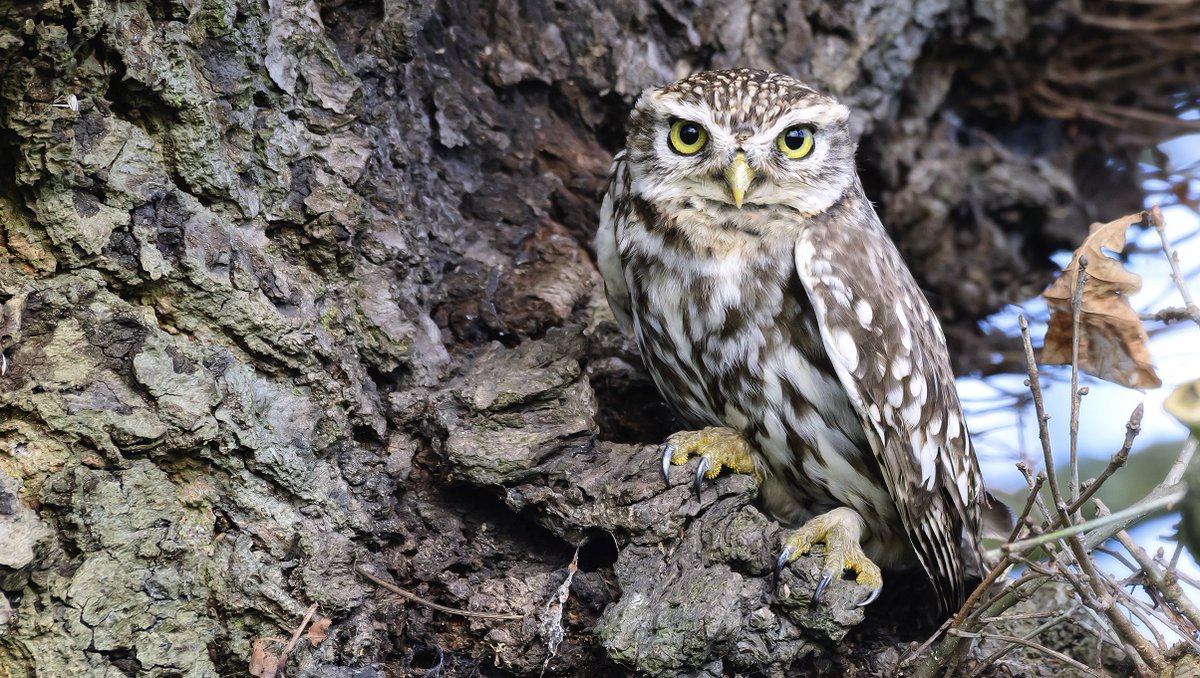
[0,0,1191,675]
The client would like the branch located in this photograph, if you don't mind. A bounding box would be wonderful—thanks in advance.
[1066,403,1142,514]
[946,628,1106,677]
[355,566,524,621]
[1105,505,1200,634]
[963,606,1082,678]
[997,488,1185,557]
[1018,315,1071,526]
[1149,206,1200,328]
[1069,256,1089,512]
[1082,437,1196,549]
[1007,466,1046,543]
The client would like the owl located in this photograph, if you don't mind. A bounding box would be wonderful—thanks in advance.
[595,68,989,614]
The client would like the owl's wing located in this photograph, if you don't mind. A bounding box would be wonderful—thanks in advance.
[595,151,634,331]
[792,189,983,612]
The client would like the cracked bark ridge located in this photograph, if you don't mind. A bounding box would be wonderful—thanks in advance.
[0,0,1184,674]
[437,327,868,675]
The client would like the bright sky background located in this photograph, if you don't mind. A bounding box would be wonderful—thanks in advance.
[954,131,1200,643]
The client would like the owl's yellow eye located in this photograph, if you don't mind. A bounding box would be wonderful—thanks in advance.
[668,120,708,155]
[777,125,815,159]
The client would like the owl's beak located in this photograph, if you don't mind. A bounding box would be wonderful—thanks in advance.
[724,152,755,208]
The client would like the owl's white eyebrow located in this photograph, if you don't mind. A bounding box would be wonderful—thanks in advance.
[776,103,850,128]
[656,99,716,129]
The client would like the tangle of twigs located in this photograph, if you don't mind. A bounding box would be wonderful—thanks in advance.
[902,207,1200,676]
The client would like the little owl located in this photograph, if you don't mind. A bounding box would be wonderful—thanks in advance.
[595,68,993,613]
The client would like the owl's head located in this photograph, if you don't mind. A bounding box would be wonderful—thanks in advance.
[625,69,856,218]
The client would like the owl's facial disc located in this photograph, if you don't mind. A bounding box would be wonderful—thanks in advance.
[627,71,857,217]
[723,152,755,208]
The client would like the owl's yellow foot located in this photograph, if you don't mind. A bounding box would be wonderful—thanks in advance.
[775,507,883,607]
[661,426,760,499]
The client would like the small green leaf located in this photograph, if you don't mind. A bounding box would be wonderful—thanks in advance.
[1165,380,1200,437]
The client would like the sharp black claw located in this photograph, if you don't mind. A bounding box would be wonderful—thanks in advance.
[774,547,792,579]
[661,444,674,486]
[857,587,881,607]
[692,456,708,501]
[813,572,834,605]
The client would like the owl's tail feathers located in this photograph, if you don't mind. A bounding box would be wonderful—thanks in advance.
[965,490,1015,581]
[982,490,1016,540]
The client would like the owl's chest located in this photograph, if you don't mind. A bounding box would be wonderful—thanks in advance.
[617,214,891,525]
[621,234,807,421]
[638,248,788,334]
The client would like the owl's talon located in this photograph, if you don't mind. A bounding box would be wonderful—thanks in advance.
[774,546,791,580]
[813,571,834,605]
[659,427,760,496]
[857,587,882,607]
[693,457,709,500]
[661,444,674,486]
[778,507,884,607]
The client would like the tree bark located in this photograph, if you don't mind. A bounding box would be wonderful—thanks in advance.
[0,0,1191,675]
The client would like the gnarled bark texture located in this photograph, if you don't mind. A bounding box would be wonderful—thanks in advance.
[0,0,1191,675]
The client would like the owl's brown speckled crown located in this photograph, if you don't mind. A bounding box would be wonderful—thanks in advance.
[655,69,822,130]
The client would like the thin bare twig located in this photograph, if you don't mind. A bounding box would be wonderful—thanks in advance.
[976,609,1069,623]
[1080,438,1196,549]
[1008,466,1046,543]
[1019,459,1057,528]
[998,489,1185,557]
[1057,546,1162,677]
[1069,256,1089,513]
[283,604,319,656]
[1167,541,1185,572]
[949,558,1013,631]
[1111,575,1200,654]
[1095,545,1140,573]
[1164,437,1197,486]
[250,603,321,677]
[1105,510,1200,633]
[1031,81,1200,132]
[1166,561,1200,591]
[1105,581,1169,652]
[1149,206,1200,327]
[965,606,1081,678]
[355,566,524,621]
[1067,403,1142,514]
[1141,306,1199,323]
[1018,315,1071,526]
[946,628,1106,677]
[1025,291,1164,674]
[1052,265,1138,672]
[1075,9,1200,31]
[905,573,1052,678]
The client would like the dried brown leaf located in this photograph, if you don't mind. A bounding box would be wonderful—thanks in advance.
[249,638,282,678]
[1042,212,1161,389]
[306,618,331,646]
